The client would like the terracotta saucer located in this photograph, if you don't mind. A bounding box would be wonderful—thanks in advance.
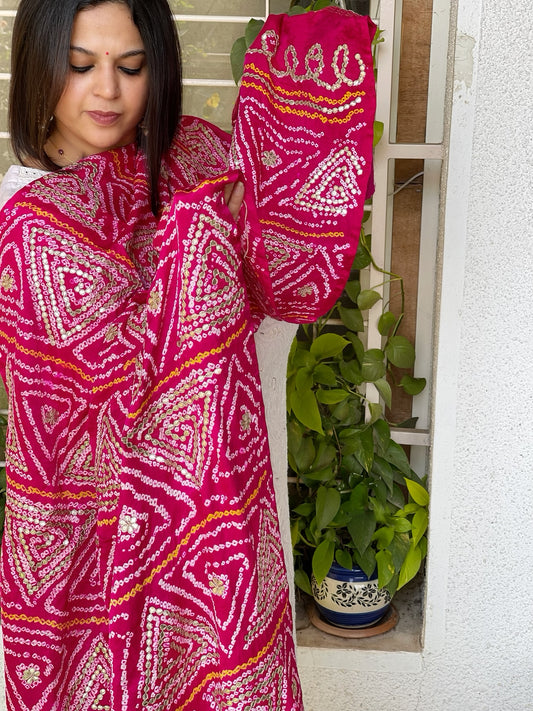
[306,599,399,638]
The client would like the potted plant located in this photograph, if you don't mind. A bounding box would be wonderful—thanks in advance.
[287,226,429,628]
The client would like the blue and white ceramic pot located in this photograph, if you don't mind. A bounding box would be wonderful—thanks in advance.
[311,562,391,628]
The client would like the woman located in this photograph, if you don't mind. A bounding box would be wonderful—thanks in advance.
[0,0,376,708]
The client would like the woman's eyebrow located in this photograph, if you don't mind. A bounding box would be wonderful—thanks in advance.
[70,46,146,59]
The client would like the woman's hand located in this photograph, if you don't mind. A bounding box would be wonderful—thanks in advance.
[224,180,245,222]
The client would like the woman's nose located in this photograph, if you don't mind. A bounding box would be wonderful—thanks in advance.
[93,66,120,100]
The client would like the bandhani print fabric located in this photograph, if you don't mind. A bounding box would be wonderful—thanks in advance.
[0,8,375,710]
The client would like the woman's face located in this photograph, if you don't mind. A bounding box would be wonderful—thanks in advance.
[47,2,149,164]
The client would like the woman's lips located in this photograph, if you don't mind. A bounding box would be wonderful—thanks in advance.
[87,111,121,126]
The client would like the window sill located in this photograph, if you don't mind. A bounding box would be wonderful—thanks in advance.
[295,579,424,673]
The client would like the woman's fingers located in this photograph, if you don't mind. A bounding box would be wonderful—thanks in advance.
[224,180,245,221]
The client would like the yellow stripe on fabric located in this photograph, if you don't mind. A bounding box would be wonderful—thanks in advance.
[260,219,344,239]
[16,203,134,267]
[110,469,268,609]
[245,64,365,105]
[8,479,96,500]
[111,150,147,186]
[91,356,138,394]
[91,374,128,394]
[240,79,365,124]
[181,175,232,193]
[1,612,108,630]
[127,320,248,420]
[0,330,94,381]
[98,516,118,527]
[174,599,289,711]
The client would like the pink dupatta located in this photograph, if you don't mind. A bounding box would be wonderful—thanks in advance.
[0,8,375,709]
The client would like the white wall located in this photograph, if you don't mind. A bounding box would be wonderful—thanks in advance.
[298,0,533,708]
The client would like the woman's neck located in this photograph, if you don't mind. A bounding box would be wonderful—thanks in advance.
[44,133,82,167]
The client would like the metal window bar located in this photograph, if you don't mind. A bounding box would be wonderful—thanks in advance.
[367,0,447,465]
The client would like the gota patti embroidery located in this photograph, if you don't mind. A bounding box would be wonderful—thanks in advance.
[0,8,375,711]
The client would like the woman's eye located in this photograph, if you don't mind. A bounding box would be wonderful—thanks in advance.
[119,66,142,76]
[70,65,92,74]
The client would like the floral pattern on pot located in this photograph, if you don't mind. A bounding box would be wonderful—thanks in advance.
[311,563,391,628]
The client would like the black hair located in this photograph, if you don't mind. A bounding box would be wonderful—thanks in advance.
[9,0,182,214]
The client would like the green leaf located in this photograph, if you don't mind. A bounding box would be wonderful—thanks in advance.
[294,568,312,595]
[312,440,337,471]
[372,479,388,506]
[301,465,336,483]
[385,335,416,369]
[361,349,386,382]
[291,518,301,548]
[312,0,335,8]
[310,333,349,360]
[388,532,410,573]
[315,388,348,405]
[348,482,369,510]
[331,398,363,426]
[383,440,412,476]
[405,478,430,506]
[368,402,383,424]
[396,417,419,429]
[345,333,365,364]
[335,549,353,570]
[293,502,315,517]
[372,455,394,493]
[244,18,264,47]
[332,398,362,423]
[291,436,315,473]
[331,510,352,528]
[373,418,391,451]
[357,289,382,311]
[312,539,335,584]
[393,517,411,533]
[375,549,395,587]
[412,507,429,547]
[398,543,422,590]
[286,419,303,456]
[372,525,394,549]
[338,305,364,333]
[378,311,397,336]
[290,388,323,434]
[339,359,363,385]
[313,363,338,386]
[287,0,312,15]
[347,509,376,555]
[316,486,341,530]
[291,347,316,369]
[350,427,374,472]
[374,378,392,408]
[400,375,427,395]
[230,36,247,84]
[353,546,376,579]
[344,279,361,305]
[398,503,420,515]
[352,241,372,269]
[387,482,407,509]
[295,366,313,391]
[373,120,384,147]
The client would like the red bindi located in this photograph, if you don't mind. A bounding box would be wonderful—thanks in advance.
[105,51,109,55]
